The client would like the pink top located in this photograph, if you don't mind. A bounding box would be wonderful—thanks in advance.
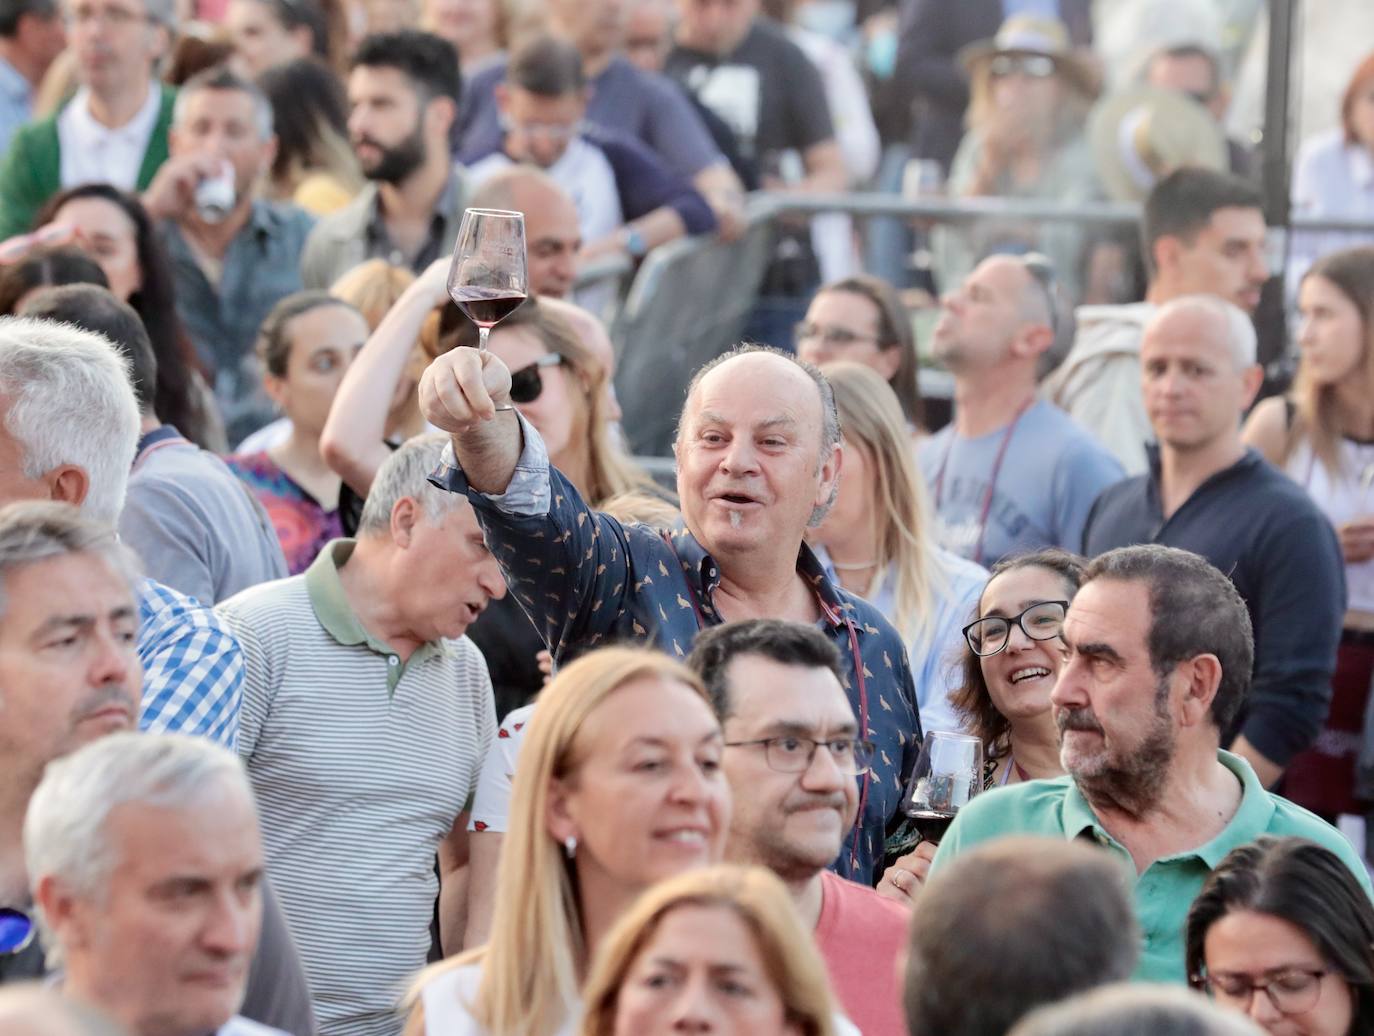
[815,870,910,1036]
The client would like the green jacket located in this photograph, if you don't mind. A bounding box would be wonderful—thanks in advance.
[0,83,175,240]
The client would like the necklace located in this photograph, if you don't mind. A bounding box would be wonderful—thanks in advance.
[829,559,879,570]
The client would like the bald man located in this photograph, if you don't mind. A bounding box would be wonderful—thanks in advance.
[469,168,582,299]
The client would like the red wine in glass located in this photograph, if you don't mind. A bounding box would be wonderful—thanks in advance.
[451,287,527,328]
[447,208,529,412]
[905,808,957,845]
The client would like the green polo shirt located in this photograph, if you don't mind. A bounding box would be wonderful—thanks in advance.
[304,539,444,695]
[930,751,1374,983]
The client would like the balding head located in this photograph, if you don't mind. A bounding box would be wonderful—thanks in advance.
[470,168,582,297]
[1148,295,1256,370]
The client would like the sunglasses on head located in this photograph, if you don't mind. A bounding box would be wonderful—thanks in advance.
[508,353,565,404]
[0,906,35,956]
[989,53,1057,79]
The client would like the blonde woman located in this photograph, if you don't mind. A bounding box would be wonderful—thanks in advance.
[406,646,730,1036]
[580,865,847,1036]
[1243,245,1374,820]
[808,362,987,735]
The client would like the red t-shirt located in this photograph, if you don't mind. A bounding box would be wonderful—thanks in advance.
[815,870,910,1036]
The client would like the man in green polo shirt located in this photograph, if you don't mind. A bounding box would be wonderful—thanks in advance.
[931,543,1371,984]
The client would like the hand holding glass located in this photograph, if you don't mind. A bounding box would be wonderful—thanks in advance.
[447,208,528,411]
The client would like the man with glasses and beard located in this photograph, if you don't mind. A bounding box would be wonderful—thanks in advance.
[928,543,1370,985]
[302,30,467,289]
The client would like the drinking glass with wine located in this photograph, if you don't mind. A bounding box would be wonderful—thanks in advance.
[884,731,982,860]
[447,208,529,409]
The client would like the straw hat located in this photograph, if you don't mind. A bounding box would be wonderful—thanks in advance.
[1088,85,1228,202]
[958,15,1100,99]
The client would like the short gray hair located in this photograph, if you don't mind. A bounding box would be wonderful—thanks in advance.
[676,344,842,526]
[0,501,140,621]
[1008,983,1262,1036]
[24,733,255,960]
[1152,294,1257,369]
[0,318,140,525]
[357,432,463,535]
[173,66,275,141]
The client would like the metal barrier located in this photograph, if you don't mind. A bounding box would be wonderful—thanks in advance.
[593,192,1374,458]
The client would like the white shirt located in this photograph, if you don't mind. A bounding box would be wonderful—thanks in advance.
[57,82,161,191]
[220,1017,290,1036]
[1287,129,1374,295]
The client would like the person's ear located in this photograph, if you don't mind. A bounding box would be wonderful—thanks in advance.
[390,495,420,547]
[1176,653,1223,728]
[45,465,90,508]
[426,94,457,139]
[1153,234,1182,277]
[1013,322,1054,362]
[545,776,578,845]
[1239,362,1264,410]
[35,875,89,952]
[811,439,841,522]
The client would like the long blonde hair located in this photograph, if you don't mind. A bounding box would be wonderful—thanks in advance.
[418,647,712,1036]
[822,362,946,651]
[1290,247,1374,477]
[579,865,839,1036]
[426,296,655,506]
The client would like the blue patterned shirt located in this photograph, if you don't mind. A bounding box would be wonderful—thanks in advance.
[137,577,244,750]
[431,420,922,884]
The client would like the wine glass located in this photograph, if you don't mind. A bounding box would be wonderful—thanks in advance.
[899,731,983,847]
[447,206,528,331]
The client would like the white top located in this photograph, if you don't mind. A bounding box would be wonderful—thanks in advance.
[1286,436,1374,614]
[468,702,532,834]
[1288,129,1374,295]
[220,1018,291,1036]
[420,962,862,1036]
[468,137,624,246]
[57,82,162,191]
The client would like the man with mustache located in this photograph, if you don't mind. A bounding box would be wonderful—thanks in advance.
[301,30,467,290]
[25,732,283,1036]
[688,619,908,1036]
[929,543,1369,984]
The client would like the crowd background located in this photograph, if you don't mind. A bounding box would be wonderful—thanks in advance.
[4,1,1374,1036]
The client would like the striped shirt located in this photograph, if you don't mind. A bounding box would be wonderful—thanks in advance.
[216,540,496,1036]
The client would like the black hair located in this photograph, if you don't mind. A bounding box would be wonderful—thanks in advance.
[257,57,351,185]
[1084,544,1253,733]
[256,289,359,378]
[22,285,159,415]
[36,185,213,448]
[1186,836,1374,1035]
[0,246,107,316]
[686,619,845,721]
[0,0,55,38]
[351,30,461,104]
[1142,168,1264,277]
[507,33,586,96]
[252,0,329,60]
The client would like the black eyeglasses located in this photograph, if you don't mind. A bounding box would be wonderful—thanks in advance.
[1193,968,1328,1016]
[0,907,35,956]
[724,735,876,777]
[793,321,883,349]
[508,354,564,405]
[1020,252,1061,342]
[963,600,1069,657]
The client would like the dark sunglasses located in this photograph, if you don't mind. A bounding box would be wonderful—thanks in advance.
[508,354,565,404]
[0,906,35,956]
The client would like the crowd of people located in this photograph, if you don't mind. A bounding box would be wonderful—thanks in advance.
[3,2,1374,1036]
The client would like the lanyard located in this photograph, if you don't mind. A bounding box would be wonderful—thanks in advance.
[661,533,871,871]
[933,398,1034,566]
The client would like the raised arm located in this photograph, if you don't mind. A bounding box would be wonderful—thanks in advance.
[419,346,524,494]
[321,258,450,496]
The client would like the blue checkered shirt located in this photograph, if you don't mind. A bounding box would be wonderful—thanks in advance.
[137,578,244,750]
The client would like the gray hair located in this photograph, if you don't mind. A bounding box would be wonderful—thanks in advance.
[357,432,464,535]
[173,66,274,141]
[0,317,140,525]
[0,501,140,621]
[1152,294,1257,369]
[24,733,256,962]
[676,344,842,526]
[1008,983,1262,1036]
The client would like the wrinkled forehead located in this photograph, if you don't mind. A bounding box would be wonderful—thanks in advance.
[682,354,824,434]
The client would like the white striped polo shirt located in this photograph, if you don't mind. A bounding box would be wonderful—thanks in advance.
[216,540,496,1036]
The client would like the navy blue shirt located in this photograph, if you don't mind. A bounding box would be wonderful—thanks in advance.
[1082,448,1346,767]
[432,437,921,885]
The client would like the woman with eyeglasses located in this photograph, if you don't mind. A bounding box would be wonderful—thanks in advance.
[404,646,730,1036]
[795,276,922,432]
[226,291,371,573]
[806,362,986,737]
[949,547,1084,789]
[1186,836,1374,1036]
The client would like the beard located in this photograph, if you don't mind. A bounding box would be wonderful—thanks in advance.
[355,122,427,184]
[1058,681,1177,819]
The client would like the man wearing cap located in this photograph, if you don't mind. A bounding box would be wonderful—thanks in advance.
[932,14,1104,303]
[1046,167,1268,474]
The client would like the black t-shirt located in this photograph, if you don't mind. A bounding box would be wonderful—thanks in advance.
[665,19,835,174]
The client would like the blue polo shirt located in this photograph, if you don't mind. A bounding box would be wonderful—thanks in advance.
[931,751,1373,983]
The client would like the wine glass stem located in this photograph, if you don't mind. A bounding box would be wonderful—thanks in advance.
[477,324,515,412]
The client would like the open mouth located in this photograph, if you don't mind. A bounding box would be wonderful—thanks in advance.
[1009,666,1051,685]
[655,828,709,847]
